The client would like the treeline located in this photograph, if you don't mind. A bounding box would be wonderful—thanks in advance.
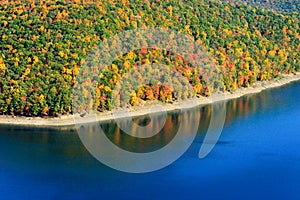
[0,0,299,116]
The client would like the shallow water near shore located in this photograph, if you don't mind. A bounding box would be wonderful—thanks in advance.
[1,81,300,199]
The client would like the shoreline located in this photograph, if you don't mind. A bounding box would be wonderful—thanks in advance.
[1,73,300,129]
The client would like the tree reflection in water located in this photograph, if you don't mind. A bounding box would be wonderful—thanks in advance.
[0,91,270,157]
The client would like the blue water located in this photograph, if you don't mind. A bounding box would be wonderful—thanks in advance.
[1,81,300,200]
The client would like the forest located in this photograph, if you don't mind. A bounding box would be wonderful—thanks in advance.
[229,0,300,13]
[0,0,299,116]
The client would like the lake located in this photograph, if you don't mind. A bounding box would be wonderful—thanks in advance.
[1,81,300,200]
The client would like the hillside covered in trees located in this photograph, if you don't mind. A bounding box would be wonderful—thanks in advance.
[0,0,299,116]
[227,0,300,13]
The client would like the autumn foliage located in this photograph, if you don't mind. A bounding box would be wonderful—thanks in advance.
[0,0,299,116]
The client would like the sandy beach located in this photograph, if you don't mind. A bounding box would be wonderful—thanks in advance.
[1,73,300,128]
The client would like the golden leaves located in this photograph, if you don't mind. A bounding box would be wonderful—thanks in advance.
[23,67,31,76]
[39,26,45,32]
[3,21,8,27]
[32,35,37,41]
[167,5,173,17]
[56,12,62,20]
[224,6,230,12]
[104,86,111,92]
[123,61,131,69]
[130,91,139,106]
[7,45,13,51]
[39,94,45,101]
[2,34,7,40]
[111,64,119,73]
[5,98,11,105]
[26,20,32,25]
[33,56,39,65]
[97,4,107,14]
[268,50,276,57]
[58,51,65,57]
[131,21,137,29]
[0,57,7,76]
[72,66,79,76]
[186,69,192,77]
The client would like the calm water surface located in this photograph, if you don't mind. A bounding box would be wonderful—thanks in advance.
[1,81,300,200]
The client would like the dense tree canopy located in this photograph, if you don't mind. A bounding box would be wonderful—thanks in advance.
[228,0,300,13]
[0,0,299,116]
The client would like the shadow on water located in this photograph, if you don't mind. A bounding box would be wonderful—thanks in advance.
[0,81,290,159]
